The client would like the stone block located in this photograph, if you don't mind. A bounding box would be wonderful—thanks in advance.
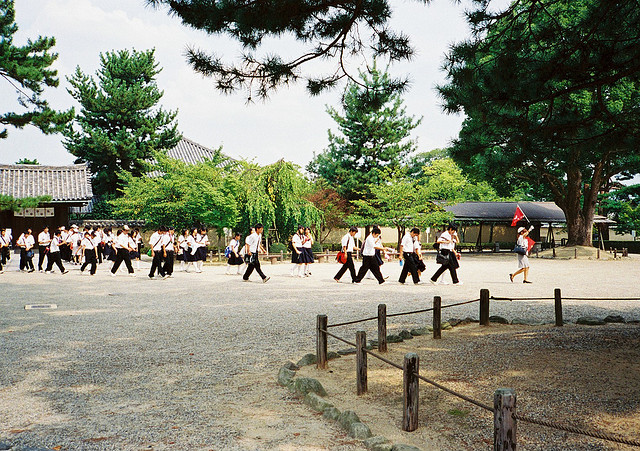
[296,353,317,367]
[304,392,334,412]
[293,377,327,397]
[277,366,296,387]
[323,407,341,421]
[338,410,361,430]
[576,316,606,326]
[349,422,372,439]
[392,445,422,451]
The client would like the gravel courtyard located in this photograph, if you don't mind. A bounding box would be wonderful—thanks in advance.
[1,253,639,450]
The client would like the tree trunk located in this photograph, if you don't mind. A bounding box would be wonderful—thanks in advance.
[559,164,601,247]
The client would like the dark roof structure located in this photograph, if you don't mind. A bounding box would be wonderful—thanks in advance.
[0,163,93,203]
[147,137,232,177]
[445,201,614,224]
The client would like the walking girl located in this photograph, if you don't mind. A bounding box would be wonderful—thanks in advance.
[510,226,533,283]
[177,229,189,271]
[290,226,305,277]
[193,228,209,273]
[226,232,244,274]
[45,229,68,274]
[301,227,315,276]
[80,231,98,275]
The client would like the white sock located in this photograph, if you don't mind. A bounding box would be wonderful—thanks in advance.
[136,260,140,270]
[304,264,309,275]
[290,264,297,275]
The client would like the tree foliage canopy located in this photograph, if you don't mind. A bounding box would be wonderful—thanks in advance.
[0,0,73,138]
[308,65,421,201]
[110,150,241,232]
[439,0,640,245]
[146,0,422,98]
[63,49,181,197]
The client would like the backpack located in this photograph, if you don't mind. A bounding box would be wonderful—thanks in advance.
[224,245,232,258]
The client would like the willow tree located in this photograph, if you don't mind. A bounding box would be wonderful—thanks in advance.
[240,159,322,243]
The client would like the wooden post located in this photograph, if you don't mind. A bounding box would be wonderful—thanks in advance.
[552,247,556,258]
[356,331,367,395]
[494,388,517,451]
[614,249,617,259]
[280,250,283,262]
[554,288,563,327]
[433,296,442,339]
[624,248,628,257]
[597,247,600,259]
[402,353,419,432]
[316,315,328,369]
[378,304,387,353]
[480,289,490,326]
[574,248,577,259]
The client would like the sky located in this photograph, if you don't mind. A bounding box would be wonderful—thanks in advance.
[2,0,509,168]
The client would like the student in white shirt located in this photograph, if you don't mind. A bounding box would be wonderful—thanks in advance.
[37,226,51,272]
[185,228,198,272]
[398,227,421,284]
[17,229,35,272]
[177,229,189,271]
[110,226,135,276]
[163,226,176,277]
[45,229,68,274]
[242,223,270,283]
[193,228,209,273]
[0,228,11,270]
[301,227,315,276]
[290,226,305,277]
[226,232,244,275]
[430,223,461,285]
[80,231,98,275]
[148,226,167,279]
[354,227,386,284]
[334,226,359,283]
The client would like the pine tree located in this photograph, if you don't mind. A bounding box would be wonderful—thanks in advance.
[63,49,181,196]
[0,0,73,138]
[307,65,421,201]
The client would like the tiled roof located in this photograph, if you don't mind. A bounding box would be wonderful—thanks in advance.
[445,201,567,223]
[148,137,231,176]
[0,163,93,203]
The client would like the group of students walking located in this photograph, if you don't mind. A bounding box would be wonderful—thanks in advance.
[334,223,463,285]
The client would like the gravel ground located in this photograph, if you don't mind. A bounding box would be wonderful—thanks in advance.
[1,252,639,450]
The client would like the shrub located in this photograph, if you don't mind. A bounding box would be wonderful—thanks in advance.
[270,242,288,254]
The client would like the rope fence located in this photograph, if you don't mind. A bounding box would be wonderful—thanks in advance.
[314,288,640,449]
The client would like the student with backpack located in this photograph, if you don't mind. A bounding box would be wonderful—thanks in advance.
[225,232,244,274]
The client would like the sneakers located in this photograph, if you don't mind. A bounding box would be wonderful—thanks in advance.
[334,278,340,283]
[62,270,69,275]
[28,268,35,273]
[110,273,116,277]
[162,274,170,280]
[523,280,532,284]
[263,276,270,283]
[148,275,154,279]
[429,279,437,285]
[129,273,136,277]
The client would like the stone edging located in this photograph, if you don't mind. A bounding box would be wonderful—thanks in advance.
[277,356,422,451]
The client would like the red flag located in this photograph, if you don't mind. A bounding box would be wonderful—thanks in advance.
[526,236,535,252]
[511,205,525,226]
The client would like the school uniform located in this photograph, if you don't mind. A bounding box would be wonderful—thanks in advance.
[195,233,209,262]
[111,233,135,274]
[37,231,51,271]
[355,234,385,284]
[415,239,426,273]
[334,233,357,282]
[95,230,104,263]
[45,235,66,273]
[227,239,243,266]
[148,232,166,278]
[300,235,314,264]
[242,232,268,281]
[430,231,460,284]
[398,232,420,284]
[0,233,10,267]
[163,232,175,276]
[80,236,97,275]
[18,233,35,271]
[186,235,197,262]
[104,233,116,261]
[291,234,302,264]
[177,235,187,261]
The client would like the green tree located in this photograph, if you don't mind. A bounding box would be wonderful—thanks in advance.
[239,159,322,243]
[110,151,241,232]
[0,0,73,138]
[146,0,413,98]
[0,194,51,212]
[349,174,451,249]
[63,49,181,197]
[308,65,421,201]
[15,158,39,165]
[439,0,640,246]
[599,185,640,236]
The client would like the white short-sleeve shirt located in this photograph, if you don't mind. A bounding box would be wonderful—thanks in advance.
[362,234,377,256]
[341,233,355,252]
[245,232,261,253]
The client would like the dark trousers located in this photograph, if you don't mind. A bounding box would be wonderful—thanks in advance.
[1,247,8,265]
[111,248,134,274]
[163,251,175,275]
[430,250,459,284]
[81,251,97,275]
[334,252,356,282]
[20,248,34,271]
[38,245,49,270]
[149,251,165,277]
[243,255,266,280]
[399,253,420,284]
[355,255,385,284]
[97,243,104,263]
[45,251,65,273]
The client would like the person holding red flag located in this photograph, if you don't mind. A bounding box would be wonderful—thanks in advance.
[511,205,526,226]
[510,226,534,283]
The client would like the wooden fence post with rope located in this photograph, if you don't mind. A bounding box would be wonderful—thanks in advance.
[316,314,328,369]
[480,289,490,326]
[433,296,442,339]
[378,304,387,352]
[554,288,563,327]
[356,331,367,395]
[403,353,419,432]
